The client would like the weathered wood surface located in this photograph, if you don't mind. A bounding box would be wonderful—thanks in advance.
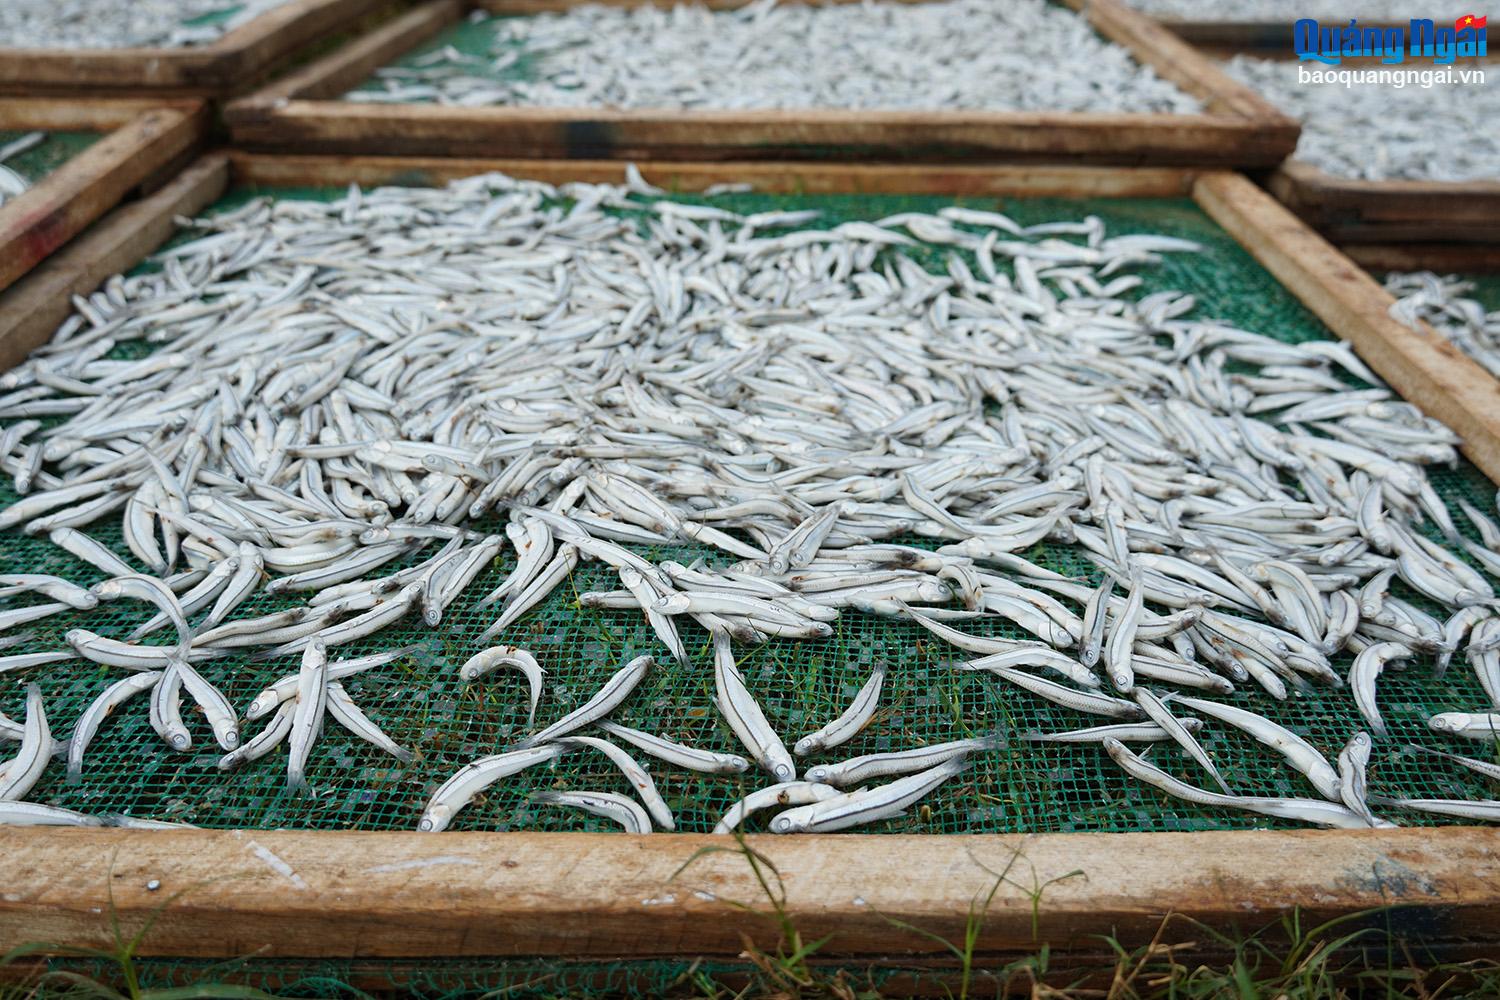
[1,828,1497,962]
[1271,161,1500,245]
[0,0,384,97]
[1159,17,1500,60]
[229,150,1200,196]
[0,154,228,371]
[1197,170,1500,480]
[0,102,205,293]
[1343,243,1500,274]
[225,0,1298,164]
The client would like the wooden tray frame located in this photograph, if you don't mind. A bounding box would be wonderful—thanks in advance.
[224,0,1300,164]
[2,151,1500,979]
[1270,160,1500,246]
[1142,18,1500,244]
[1158,17,1500,61]
[1343,242,1500,274]
[0,0,388,98]
[0,98,205,294]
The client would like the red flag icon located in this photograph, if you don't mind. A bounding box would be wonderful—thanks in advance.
[1456,13,1488,29]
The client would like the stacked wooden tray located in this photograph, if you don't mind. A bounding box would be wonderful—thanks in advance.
[1144,12,1500,251]
[225,0,1300,164]
[0,0,388,98]
[0,98,204,294]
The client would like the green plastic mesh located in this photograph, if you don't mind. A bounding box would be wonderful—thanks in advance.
[1,185,1498,840]
[345,14,539,98]
[1450,273,1500,311]
[179,4,253,29]
[0,129,100,187]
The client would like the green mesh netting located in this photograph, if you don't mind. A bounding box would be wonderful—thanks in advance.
[0,130,99,187]
[179,4,252,29]
[345,14,539,98]
[1445,273,1500,310]
[1,184,1497,840]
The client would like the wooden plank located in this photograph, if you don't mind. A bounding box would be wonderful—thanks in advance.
[1343,243,1500,274]
[0,102,205,293]
[1,827,1498,963]
[238,0,465,105]
[1194,170,1500,481]
[225,0,1299,165]
[0,154,228,372]
[229,150,1199,197]
[0,0,383,97]
[0,97,177,131]
[229,100,1296,164]
[1157,18,1500,60]
[1270,161,1500,245]
[210,0,392,91]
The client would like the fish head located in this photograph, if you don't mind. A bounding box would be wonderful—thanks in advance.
[1428,713,1467,733]
[770,812,806,834]
[793,736,822,756]
[418,806,452,832]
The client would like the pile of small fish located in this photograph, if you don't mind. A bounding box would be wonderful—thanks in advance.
[0,132,46,210]
[347,0,1201,114]
[1223,56,1500,182]
[1387,271,1500,381]
[1,0,287,50]
[1126,0,1416,19]
[2,167,1500,834]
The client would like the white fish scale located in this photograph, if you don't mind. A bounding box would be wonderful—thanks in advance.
[346,0,1202,115]
[0,165,1491,830]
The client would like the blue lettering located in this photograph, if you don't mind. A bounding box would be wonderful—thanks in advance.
[1340,19,1363,57]
[1433,25,1457,64]
[1410,18,1434,57]
[1375,25,1405,62]
[1295,19,1339,63]
[1456,24,1488,58]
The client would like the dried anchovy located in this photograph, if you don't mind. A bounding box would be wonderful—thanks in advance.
[1387,272,1500,381]
[1,0,289,50]
[0,132,45,211]
[1223,55,1500,182]
[2,165,1499,832]
[347,0,1201,114]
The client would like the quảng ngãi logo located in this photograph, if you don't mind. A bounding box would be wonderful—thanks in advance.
[1294,14,1487,64]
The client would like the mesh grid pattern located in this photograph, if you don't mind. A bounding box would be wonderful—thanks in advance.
[1,185,1497,837]
[345,14,539,98]
[0,129,99,186]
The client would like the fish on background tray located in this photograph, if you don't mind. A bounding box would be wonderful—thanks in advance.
[1,0,292,49]
[347,0,1201,115]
